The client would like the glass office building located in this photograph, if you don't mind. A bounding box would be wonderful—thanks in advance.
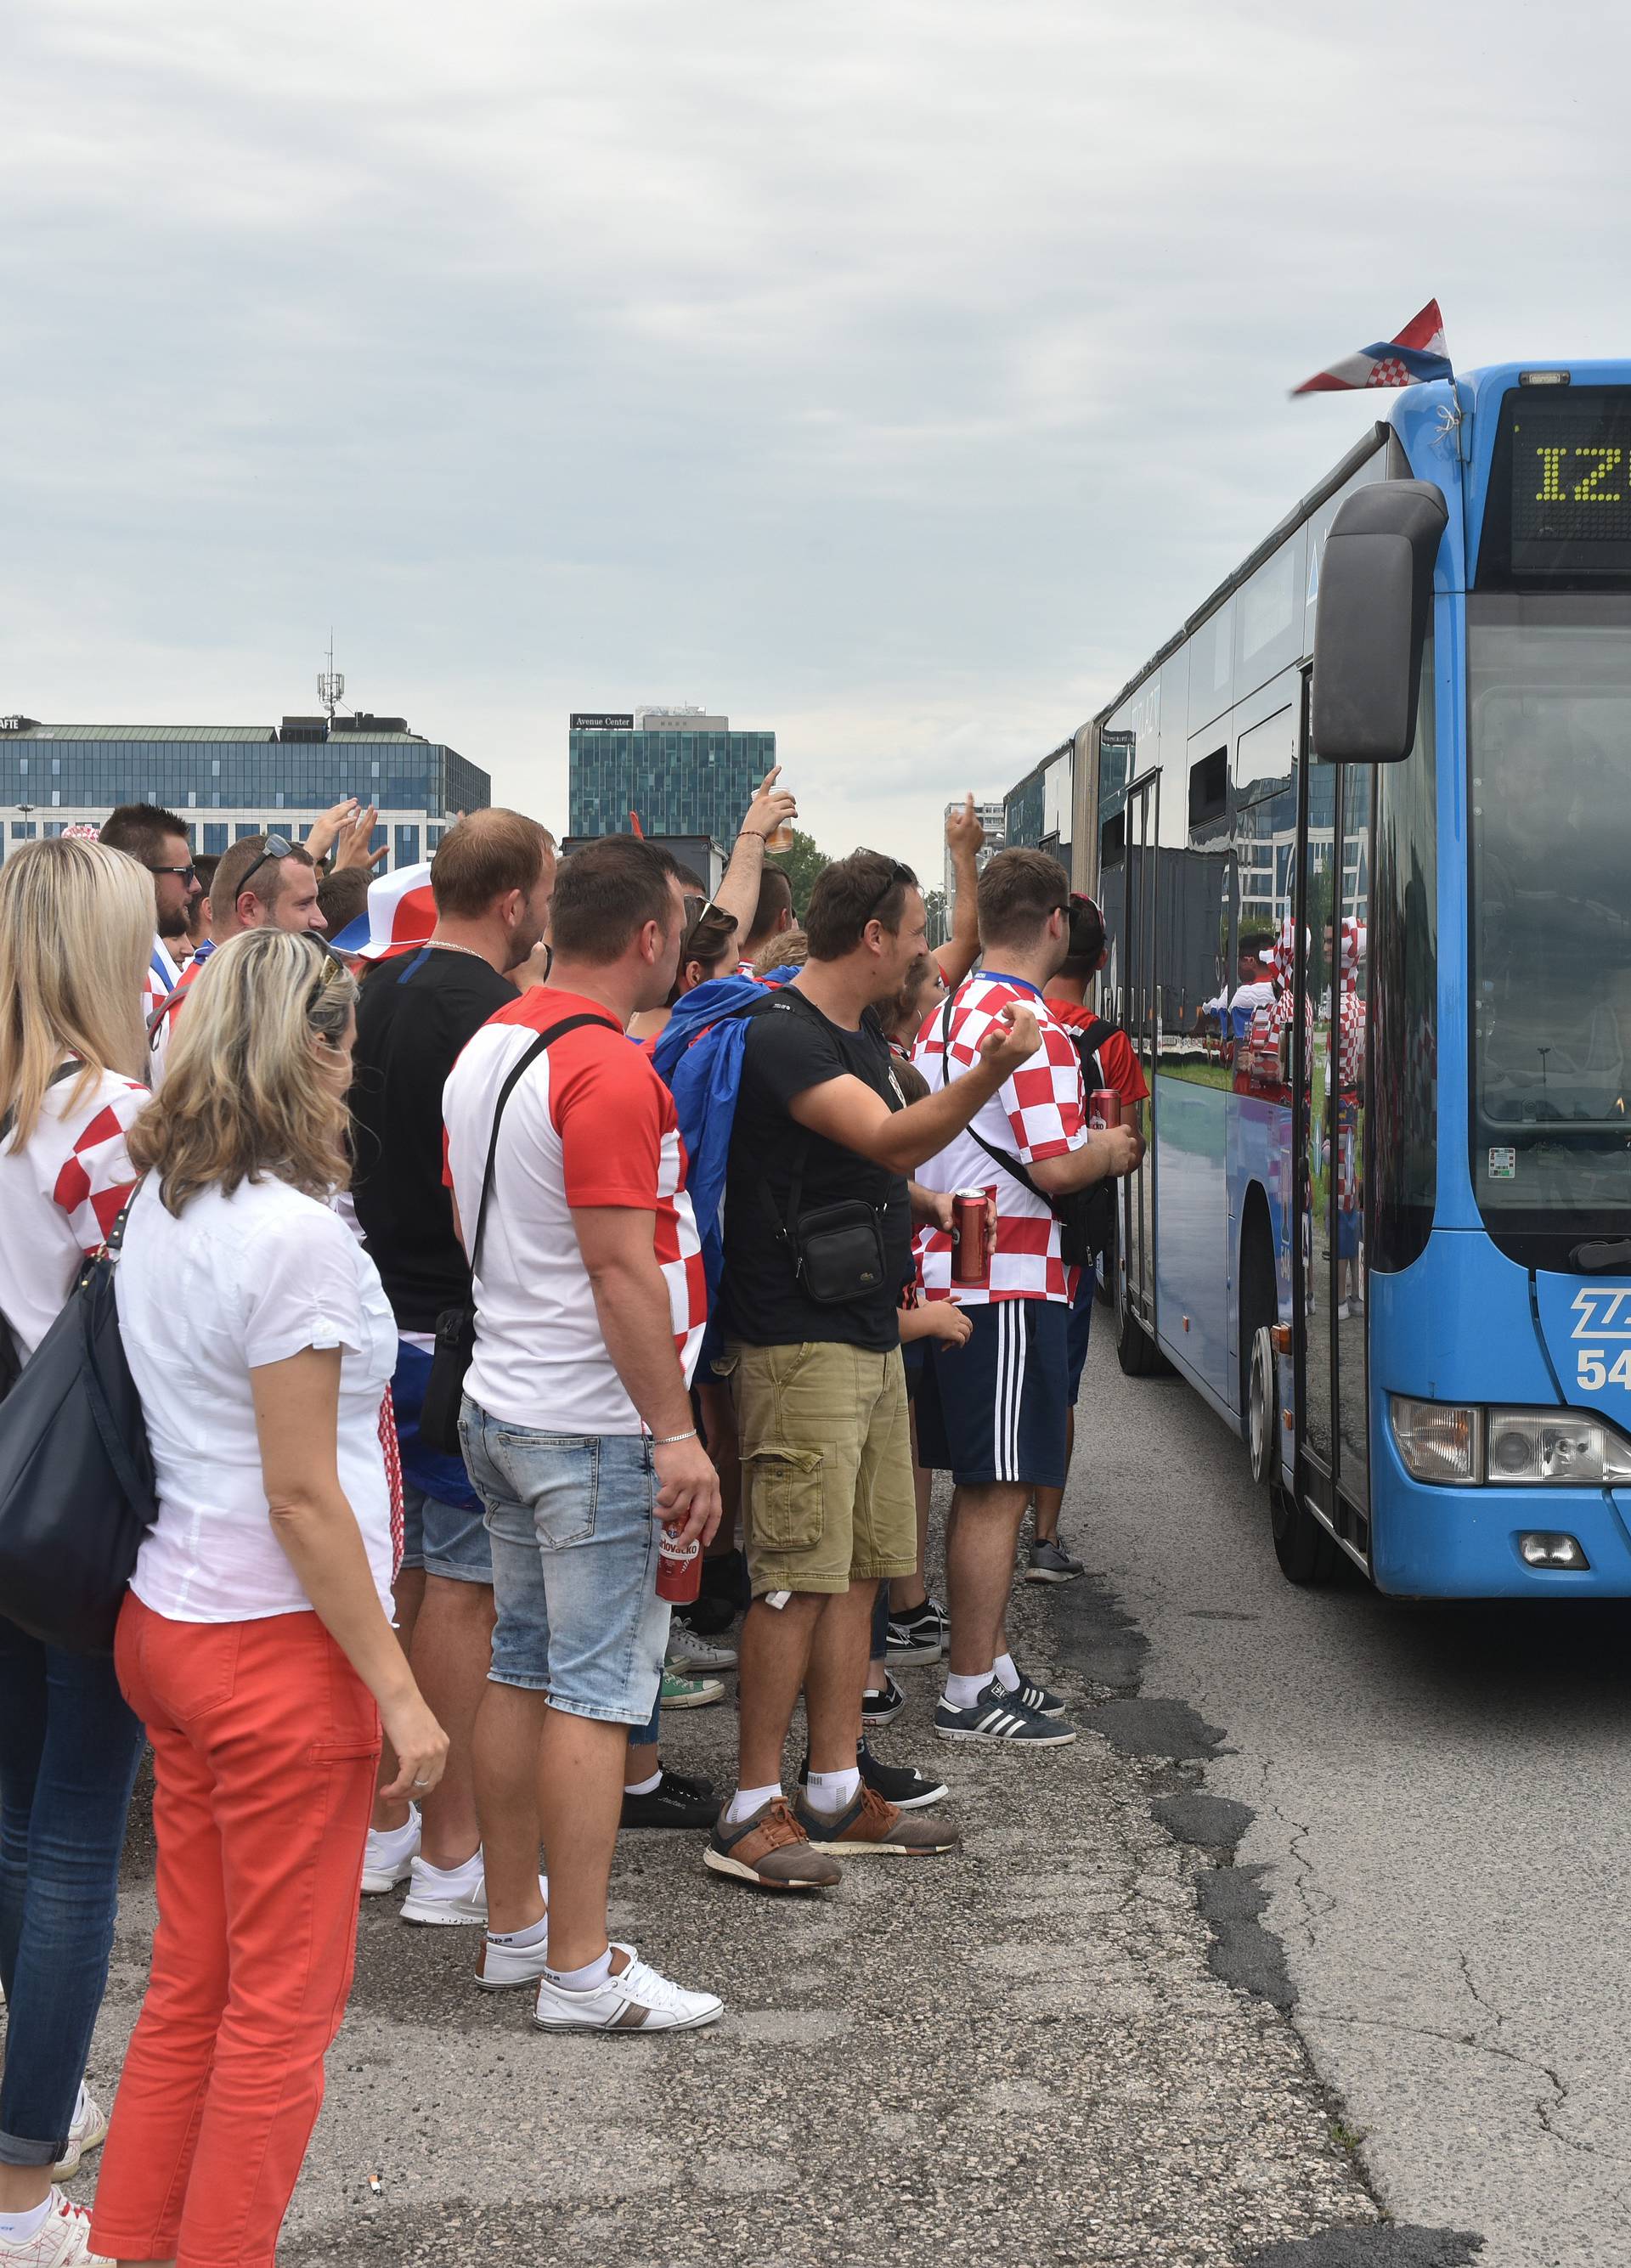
[568,708,776,844]
[0,714,488,867]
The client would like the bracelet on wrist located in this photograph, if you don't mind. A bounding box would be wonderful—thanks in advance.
[735,830,768,842]
[654,1428,698,1447]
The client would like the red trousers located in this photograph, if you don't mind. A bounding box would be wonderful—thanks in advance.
[92,1596,380,2268]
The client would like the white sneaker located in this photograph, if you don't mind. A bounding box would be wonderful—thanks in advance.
[475,1877,551,1989]
[361,1805,420,1895]
[531,1943,723,2034]
[665,1628,738,1674]
[0,2188,110,2265]
[399,1852,487,1926]
[51,2087,108,2178]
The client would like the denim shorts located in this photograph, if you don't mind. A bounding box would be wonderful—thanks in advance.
[458,1399,668,1728]
[398,1481,494,1584]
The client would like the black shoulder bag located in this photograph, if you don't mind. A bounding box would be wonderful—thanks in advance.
[419,1014,601,1455]
[937,994,1109,1269]
[0,1172,157,1655]
[757,992,892,1307]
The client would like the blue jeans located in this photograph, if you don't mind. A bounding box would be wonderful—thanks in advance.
[459,1402,669,1729]
[0,1618,145,2164]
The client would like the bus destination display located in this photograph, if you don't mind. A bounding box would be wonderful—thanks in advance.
[1499,389,1631,579]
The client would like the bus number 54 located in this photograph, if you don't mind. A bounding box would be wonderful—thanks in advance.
[1577,1350,1631,1391]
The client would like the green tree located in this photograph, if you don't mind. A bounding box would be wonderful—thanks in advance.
[768,828,829,921]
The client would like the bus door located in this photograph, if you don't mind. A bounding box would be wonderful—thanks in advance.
[1120,770,1160,1330]
[1293,688,1373,1552]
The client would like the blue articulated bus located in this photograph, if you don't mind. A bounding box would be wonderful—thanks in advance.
[1084,361,1631,1594]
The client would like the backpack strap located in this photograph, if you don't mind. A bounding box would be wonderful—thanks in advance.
[466,1015,604,1279]
[1069,1014,1118,1088]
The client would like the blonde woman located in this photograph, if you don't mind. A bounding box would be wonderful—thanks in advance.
[88,930,447,2268]
[0,838,155,2268]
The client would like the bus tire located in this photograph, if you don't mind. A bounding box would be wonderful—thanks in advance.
[1270,1476,1340,1586]
[1239,1219,1337,1586]
[1115,1263,1170,1378]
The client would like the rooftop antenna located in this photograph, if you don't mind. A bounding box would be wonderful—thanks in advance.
[318,630,345,719]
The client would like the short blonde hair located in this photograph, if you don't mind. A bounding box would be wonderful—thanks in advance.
[753,926,809,976]
[128,928,358,1215]
[0,838,152,1148]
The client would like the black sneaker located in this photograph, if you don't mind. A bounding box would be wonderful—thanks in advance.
[797,1740,949,1811]
[857,1740,948,1810]
[621,1767,720,1831]
[861,1673,906,1726]
[934,1679,1077,1746]
[1004,1667,1067,1719]
[885,1602,943,1664]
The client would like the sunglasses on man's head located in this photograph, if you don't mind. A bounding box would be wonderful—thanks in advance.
[855,852,916,922]
[236,833,296,895]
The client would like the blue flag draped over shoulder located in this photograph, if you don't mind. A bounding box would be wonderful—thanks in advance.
[652,967,797,1302]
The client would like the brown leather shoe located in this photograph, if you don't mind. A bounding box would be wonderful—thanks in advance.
[703,1795,842,1889]
[793,1780,962,1855]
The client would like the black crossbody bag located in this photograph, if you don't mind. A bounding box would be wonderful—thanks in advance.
[937,994,1109,1269]
[419,1014,601,1455]
[757,991,892,1307]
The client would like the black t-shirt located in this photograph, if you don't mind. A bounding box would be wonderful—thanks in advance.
[349,946,516,1331]
[717,989,912,1352]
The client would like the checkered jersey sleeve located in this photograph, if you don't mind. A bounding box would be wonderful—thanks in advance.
[1001,1018,1087,1164]
[49,1081,146,1254]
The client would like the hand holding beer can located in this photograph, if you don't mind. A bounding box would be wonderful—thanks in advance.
[952,1188,991,1285]
[1089,1088,1122,1131]
[655,1522,702,1604]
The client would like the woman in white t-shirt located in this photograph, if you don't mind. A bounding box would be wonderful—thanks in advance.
[88,930,447,2268]
[0,838,157,2268]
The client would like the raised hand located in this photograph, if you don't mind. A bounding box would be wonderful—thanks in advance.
[331,804,388,872]
[741,764,798,844]
[977,1002,1041,1077]
[944,792,985,860]
[305,798,360,869]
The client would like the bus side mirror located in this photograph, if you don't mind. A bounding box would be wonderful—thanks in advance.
[1312,481,1447,763]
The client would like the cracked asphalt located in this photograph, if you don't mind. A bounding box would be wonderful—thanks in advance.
[60,1313,1621,2263]
[66,1387,1414,2267]
[1082,1324,1631,2268]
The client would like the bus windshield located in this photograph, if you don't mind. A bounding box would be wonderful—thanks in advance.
[1469,593,1631,1257]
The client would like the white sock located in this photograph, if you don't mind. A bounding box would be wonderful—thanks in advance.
[415,1848,482,1890]
[0,2197,54,2244]
[486,1911,549,1949]
[805,1765,861,1813]
[624,1769,663,1797]
[944,1668,992,1710]
[993,1653,1020,1692]
[724,1781,782,1825]
[544,1946,612,1994]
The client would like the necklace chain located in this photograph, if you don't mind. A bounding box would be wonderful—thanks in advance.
[426,939,491,963]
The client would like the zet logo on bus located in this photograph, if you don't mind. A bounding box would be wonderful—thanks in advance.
[1570,1288,1631,1395]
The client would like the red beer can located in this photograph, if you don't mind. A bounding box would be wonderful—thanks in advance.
[1089,1088,1122,1131]
[952,1188,990,1285]
[655,1523,702,1604]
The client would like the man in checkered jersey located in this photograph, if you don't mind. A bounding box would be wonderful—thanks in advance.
[911,849,1136,1746]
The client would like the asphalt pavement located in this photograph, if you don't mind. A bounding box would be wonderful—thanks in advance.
[1075,1321,1631,2268]
[75,1486,1396,2265]
[65,1315,1623,2264]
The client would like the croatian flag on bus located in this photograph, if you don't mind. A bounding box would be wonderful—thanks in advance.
[1292,300,1450,395]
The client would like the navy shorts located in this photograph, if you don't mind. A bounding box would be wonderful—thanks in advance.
[914,1299,1070,1490]
[1065,1272,1096,1405]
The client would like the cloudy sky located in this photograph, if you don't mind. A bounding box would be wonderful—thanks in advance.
[3,1,1624,880]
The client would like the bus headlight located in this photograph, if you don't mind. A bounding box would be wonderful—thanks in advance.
[1390,1398,1482,1485]
[1487,1410,1631,1487]
[1390,1397,1631,1486]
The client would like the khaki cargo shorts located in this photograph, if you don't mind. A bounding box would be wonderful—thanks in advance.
[717,1340,917,1598]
